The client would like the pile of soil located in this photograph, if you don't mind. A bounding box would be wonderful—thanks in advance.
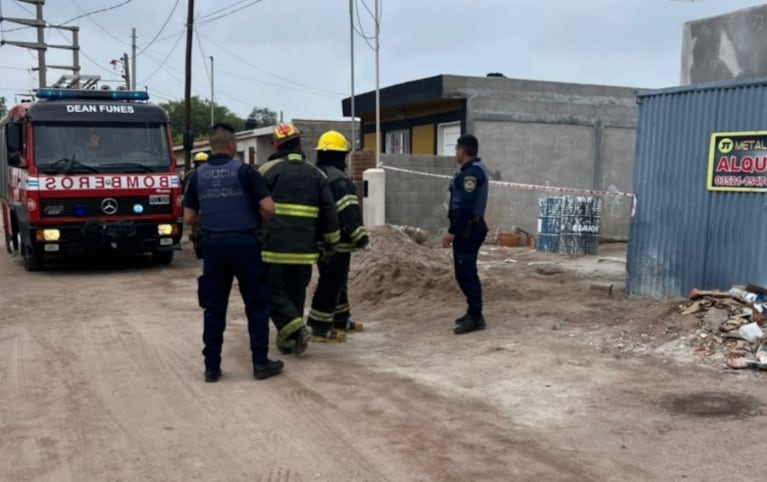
[349,225,460,306]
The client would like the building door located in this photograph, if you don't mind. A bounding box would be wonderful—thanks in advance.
[438,122,461,155]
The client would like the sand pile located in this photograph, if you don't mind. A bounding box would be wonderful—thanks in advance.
[349,225,461,306]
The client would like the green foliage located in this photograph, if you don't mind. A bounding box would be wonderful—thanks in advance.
[0,97,7,119]
[247,106,278,127]
[158,96,244,143]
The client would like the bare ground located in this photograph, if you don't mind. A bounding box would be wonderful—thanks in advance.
[1,225,766,482]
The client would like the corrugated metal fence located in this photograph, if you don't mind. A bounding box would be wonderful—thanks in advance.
[628,78,767,298]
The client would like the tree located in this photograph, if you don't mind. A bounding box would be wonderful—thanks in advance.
[0,97,7,119]
[159,96,244,144]
[247,106,278,127]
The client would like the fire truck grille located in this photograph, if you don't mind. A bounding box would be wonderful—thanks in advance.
[39,196,173,217]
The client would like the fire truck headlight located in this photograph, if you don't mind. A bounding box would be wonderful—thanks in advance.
[157,224,175,236]
[38,229,61,242]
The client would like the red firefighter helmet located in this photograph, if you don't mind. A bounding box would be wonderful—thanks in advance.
[272,122,302,149]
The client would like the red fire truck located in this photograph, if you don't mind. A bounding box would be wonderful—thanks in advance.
[0,88,183,271]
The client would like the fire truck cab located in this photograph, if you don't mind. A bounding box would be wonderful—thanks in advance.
[0,88,183,271]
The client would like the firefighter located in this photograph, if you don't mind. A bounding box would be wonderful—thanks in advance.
[258,123,341,354]
[184,152,210,259]
[307,131,369,341]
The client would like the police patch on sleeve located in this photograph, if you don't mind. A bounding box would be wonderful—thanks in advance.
[463,176,477,193]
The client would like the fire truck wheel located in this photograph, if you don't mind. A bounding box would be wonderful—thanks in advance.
[23,249,44,271]
[4,233,12,254]
[151,250,174,265]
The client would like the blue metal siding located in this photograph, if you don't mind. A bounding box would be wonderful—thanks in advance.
[628,78,767,298]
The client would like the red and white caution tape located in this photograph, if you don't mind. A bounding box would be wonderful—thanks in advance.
[380,165,637,216]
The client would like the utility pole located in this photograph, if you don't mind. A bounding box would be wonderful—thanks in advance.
[210,56,214,125]
[0,0,47,88]
[374,0,381,166]
[32,0,45,88]
[131,28,137,90]
[122,53,130,89]
[183,0,195,173]
[349,0,356,151]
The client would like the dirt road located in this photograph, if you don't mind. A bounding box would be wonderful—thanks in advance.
[1,228,766,481]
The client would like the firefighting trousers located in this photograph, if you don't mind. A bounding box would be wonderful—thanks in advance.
[197,235,270,371]
[333,269,351,328]
[452,228,487,317]
[308,252,351,335]
[268,264,312,347]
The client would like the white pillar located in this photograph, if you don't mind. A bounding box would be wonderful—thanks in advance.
[363,168,386,227]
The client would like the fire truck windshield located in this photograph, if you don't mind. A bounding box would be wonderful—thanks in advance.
[33,123,172,173]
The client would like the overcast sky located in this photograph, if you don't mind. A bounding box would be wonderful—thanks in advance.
[0,0,764,121]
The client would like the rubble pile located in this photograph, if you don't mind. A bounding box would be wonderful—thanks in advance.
[681,286,767,369]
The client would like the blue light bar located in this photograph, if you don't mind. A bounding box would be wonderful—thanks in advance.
[35,88,150,101]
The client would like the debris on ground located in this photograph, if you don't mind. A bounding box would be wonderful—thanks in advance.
[681,285,767,369]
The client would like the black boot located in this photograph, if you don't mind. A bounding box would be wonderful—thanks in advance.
[454,313,469,325]
[253,359,284,380]
[454,314,486,335]
[204,369,222,383]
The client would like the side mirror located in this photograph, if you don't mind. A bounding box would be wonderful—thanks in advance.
[5,123,22,166]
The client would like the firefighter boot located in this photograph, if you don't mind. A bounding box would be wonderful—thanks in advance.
[334,320,364,334]
[276,318,307,356]
[311,327,347,343]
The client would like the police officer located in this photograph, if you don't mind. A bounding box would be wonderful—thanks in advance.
[183,123,283,382]
[259,123,340,354]
[307,131,369,341]
[442,134,489,335]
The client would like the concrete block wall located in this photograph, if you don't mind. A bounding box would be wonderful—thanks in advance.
[681,4,767,84]
[381,154,456,235]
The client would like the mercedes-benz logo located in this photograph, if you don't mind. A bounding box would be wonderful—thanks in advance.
[101,197,118,215]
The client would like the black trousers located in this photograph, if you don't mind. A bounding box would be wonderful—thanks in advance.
[268,264,312,347]
[452,225,487,317]
[198,235,270,371]
[307,252,351,334]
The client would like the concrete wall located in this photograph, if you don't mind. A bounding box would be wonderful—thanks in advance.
[681,4,767,84]
[442,76,636,239]
[381,154,456,235]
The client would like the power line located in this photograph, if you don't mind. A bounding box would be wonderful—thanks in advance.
[138,29,185,85]
[12,0,33,15]
[69,0,129,46]
[354,0,375,50]
[198,31,344,97]
[195,29,210,83]
[58,0,134,26]
[196,0,251,21]
[196,0,265,26]
[136,0,180,56]
[218,69,341,99]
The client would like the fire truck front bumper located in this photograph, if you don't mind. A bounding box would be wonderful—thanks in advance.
[29,220,183,256]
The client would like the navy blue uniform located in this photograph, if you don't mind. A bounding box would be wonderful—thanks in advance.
[448,158,489,317]
[184,154,271,372]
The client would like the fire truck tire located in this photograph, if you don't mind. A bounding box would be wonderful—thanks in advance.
[4,232,12,254]
[22,248,44,271]
[151,250,174,265]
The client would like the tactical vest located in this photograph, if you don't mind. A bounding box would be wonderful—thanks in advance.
[197,159,258,232]
[450,159,489,218]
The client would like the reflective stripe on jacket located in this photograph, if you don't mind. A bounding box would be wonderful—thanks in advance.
[259,151,340,264]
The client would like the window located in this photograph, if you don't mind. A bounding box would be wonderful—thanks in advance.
[33,122,171,172]
[438,122,461,155]
[385,129,410,154]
